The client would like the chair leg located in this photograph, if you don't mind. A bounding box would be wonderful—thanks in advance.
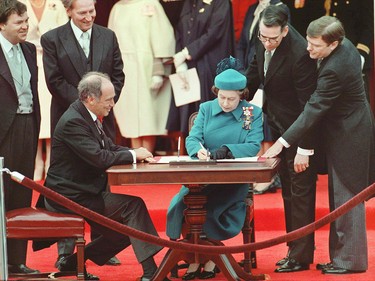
[76,237,86,281]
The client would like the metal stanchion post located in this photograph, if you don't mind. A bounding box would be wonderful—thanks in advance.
[0,157,8,280]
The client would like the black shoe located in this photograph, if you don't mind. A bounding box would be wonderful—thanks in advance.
[275,257,289,266]
[85,271,100,280]
[105,256,121,266]
[136,277,170,281]
[182,266,201,280]
[322,266,366,274]
[316,262,332,270]
[274,259,309,273]
[8,264,40,274]
[199,270,216,279]
[55,254,70,269]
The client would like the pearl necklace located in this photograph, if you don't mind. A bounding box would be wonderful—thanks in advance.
[30,0,46,9]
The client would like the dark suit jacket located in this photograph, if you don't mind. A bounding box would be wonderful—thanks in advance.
[282,38,375,194]
[41,21,125,141]
[236,0,290,69]
[44,100,134,212]
[246,24,317,150]
[0,41,41,147]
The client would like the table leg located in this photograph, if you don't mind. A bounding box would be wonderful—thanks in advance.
[151,184,267,281]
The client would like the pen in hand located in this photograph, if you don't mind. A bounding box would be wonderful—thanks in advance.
[199,142,210,161]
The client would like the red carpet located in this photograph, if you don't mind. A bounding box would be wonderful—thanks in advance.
[22,175,375,280]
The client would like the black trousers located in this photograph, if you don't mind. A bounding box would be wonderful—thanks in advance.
[277,144,317,264]
[1,114,37,265]
[47,191,162,265]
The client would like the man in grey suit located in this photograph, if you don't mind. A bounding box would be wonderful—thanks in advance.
[246,5,318,272]
[41,0,124,142]
[264,16,375,274]
[44,72,168,281]
[40,0,125,266]
[0,0,40,274]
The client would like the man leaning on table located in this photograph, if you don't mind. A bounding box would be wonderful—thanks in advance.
[43,71,170,281]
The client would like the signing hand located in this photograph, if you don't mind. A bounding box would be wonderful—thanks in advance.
[294,153,309,173]
[197,148,210,160]
[262,140,284,158]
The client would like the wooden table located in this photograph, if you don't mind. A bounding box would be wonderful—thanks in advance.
[107,159,280,281]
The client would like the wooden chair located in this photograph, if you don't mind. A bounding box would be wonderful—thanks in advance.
[6,207,86,280]
[171,112,257,277]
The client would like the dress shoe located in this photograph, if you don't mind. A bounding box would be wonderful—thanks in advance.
[316,262,332,270]
[274,258,309,273]
[84,271,100,280]
[57,256,99,280]
[135,277,170,281]
[55,254,70,269]
[8,264,40,274]
[182,266,201,280]
[105,256,121,266]
[322,266,366,274]
[199,270,216,279]
[275,257,289,266]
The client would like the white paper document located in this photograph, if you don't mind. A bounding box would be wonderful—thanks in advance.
[169,68,201,107]
[151,156,264,164]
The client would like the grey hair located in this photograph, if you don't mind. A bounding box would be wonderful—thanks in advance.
[78,71,110,101]
[61,0,97,9]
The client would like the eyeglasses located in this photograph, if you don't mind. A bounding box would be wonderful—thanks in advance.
[258,31,281,44]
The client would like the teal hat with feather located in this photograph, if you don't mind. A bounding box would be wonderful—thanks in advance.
[214,56,246,90]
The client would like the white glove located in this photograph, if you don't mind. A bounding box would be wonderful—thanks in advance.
[150,75,164,91]
[173,51,186,69]
[173,47,190,69]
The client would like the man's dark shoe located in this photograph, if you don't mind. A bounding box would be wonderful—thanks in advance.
[58,255,99,280]
[136,277,170,281]
[8,264,40,274]
[275,257,289,266]
[316,262,332,270]
[105,256,121,266]
[322,266,366,274]
[84,271,100,280]
[274,259,309,273]
[55,254,70,269]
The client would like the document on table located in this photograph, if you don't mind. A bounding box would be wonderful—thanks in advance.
[151,156,265,164]
[216,156,266,163]
[169,68,201,107]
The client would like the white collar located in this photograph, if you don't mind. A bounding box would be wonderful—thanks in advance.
[70,20,92,41]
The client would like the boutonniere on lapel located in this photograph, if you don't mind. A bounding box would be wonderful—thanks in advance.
[48,3,56,10]
[242,106,254,130]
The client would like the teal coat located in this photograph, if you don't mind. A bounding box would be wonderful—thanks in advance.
[166,99,263,240]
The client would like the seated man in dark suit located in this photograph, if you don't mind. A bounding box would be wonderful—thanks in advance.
[44,71,168,281]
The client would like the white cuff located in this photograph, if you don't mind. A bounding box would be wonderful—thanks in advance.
[129,150,136,164]
[297,147,314,156]
[182,47,191,60]
[278,137,290,148]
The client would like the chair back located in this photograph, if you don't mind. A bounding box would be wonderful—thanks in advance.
[188,112,198,132]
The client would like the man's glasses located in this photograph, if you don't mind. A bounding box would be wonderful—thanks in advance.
[258,31,281,44]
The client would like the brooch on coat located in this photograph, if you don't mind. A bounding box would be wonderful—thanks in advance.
[242,106,254,130]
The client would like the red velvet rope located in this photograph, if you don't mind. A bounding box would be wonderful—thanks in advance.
[15,175,375,255]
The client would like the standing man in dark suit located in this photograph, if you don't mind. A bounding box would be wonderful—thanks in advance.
[264,16,375,275]
[41,0,124,142]
[0,0,40,274]
[246,5,318,272]
[40,0,125,266]
[44,72,168,281]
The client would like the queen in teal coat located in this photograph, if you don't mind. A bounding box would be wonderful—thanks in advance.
[166,62,264,243]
